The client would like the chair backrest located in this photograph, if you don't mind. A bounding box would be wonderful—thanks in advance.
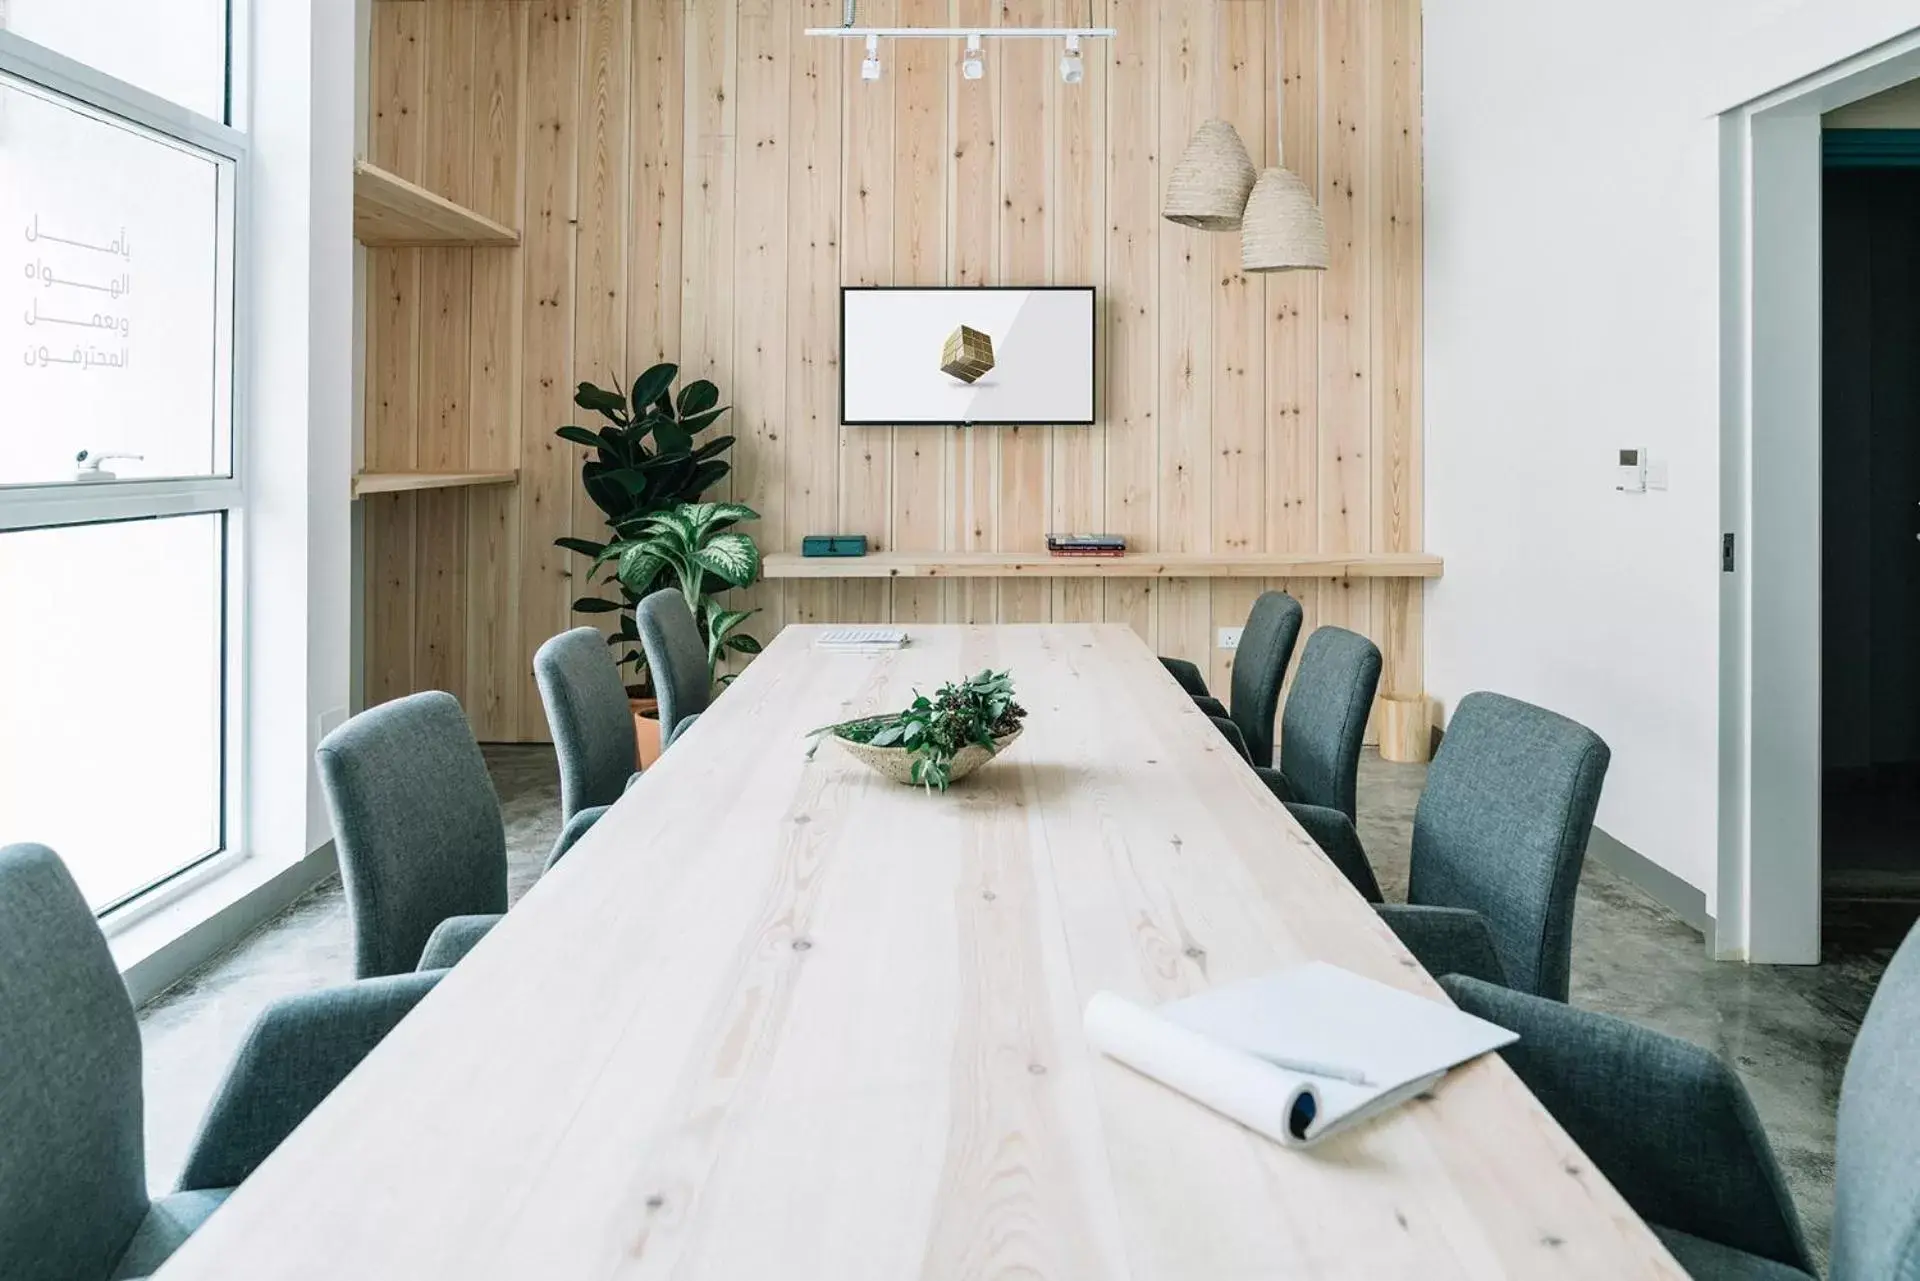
[1833,922,1920,1280]
[316,692,508,979]
[534,627,638,822]
[1226,590,1305,769]
[1277,626,1382,820]
[0,843,149,1281]
[1408,692,1609,1002]
[636,589,710,745]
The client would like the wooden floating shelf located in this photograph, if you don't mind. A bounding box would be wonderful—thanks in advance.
[761,551,1443,580]
[352,470,518,499]
[353,161,520,248]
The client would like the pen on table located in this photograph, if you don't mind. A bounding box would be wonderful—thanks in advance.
[1255,1053,1373,1087]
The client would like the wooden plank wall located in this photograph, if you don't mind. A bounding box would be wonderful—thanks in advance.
[362,0,1424,743]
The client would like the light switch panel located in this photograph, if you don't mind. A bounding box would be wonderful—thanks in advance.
[1217,627,1243,651]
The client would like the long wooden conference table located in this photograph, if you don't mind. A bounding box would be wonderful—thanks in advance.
[160,624,1681,1279]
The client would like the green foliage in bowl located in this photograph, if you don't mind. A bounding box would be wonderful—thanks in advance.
[808,669,1028,791]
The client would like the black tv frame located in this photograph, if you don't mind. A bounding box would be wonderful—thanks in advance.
[839,284,1097,428]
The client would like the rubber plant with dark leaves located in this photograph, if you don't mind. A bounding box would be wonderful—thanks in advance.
[806,670,1027,791]
[603,502,765,685]
[554,363,735,691]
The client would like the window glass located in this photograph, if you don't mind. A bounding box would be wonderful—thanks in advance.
[0,70,233,485]
[0,514,225,909]
[2,0,228,120]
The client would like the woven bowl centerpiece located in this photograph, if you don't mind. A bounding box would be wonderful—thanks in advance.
[831,728,1023,786]
[807,669,1027,791]
[1163,119,1258,231]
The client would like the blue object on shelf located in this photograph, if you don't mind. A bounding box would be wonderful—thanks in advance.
[801,535,869,558]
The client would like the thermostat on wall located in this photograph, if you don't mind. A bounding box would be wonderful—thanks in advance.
[1616,448,1647,494]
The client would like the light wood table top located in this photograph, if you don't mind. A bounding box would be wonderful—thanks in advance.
[160,625,1681,1280]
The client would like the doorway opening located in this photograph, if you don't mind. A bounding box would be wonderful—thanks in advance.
[1821,118,1920,952]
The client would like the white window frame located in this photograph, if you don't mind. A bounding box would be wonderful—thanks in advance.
[0,26,250,916]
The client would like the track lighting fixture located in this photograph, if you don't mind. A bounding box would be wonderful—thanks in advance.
[1059,34,1083,84]
[962,34,985,81]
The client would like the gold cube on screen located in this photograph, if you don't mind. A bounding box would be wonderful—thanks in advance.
[939,325,995,383]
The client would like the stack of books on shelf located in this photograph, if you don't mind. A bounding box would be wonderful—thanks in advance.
[1046,534,1127,559]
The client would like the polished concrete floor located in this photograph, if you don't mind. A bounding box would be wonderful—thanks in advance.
[136,747,1894,1270]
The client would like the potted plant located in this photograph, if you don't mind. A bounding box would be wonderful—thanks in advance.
[554,364,735,765]
[806,670,1027,790]
[601,500,766,688]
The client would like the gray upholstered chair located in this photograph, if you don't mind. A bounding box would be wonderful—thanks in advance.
[1443,974,1814,1279]
[1283,692,1609,1002]
[316,691,508,978]
[534,627,641,868]
[636,589,710,748]
[1160,590,1303,769]
[0,843,439,1281]
[1445,932,1920,1281]
[1253,626,1382,821]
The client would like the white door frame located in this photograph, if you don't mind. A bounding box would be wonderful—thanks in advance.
[1718,27,1920,963]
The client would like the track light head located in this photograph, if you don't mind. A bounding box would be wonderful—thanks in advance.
[1060,34,1083,84]
[962,33,984,81]
[861,33,882,81]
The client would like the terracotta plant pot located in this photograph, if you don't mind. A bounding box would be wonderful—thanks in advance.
[631,697,664,771]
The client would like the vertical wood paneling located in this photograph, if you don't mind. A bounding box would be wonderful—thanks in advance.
[837,0,897,624]
[730,0,792,646]
[464,0,527,740]
[888,0,951,627]
[995,0,1053,625]
[782,0,843,628]
[1316,0,1371,642]
[1154,1,1213,670]
[949,0,1000,625]
[629,0,684,372]
[365,0,426,707]
[513,0,579,738]
[364,0,1425,741]
[1050,0,1107,624]
[1101,0,1160,644]
[1371,0,1422,703]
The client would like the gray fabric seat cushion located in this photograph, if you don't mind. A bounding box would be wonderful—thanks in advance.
[0,843,150,1281]
[534,627,640,822]
[316,691,510,978]
[109,1189,233,1281]
[1409,691,1609,1001]
[636,589,711,746]
[1651,1226,1813,1281]
[414,913,502,972]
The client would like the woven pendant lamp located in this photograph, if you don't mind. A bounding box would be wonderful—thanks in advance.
[1239,167,1330,272]
[1162,119,1258,230]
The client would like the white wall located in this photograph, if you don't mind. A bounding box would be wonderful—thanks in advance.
[245,0,356,864]
[1423,0,1920,915]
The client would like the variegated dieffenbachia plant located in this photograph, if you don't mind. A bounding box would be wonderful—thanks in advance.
[603,501,764,685]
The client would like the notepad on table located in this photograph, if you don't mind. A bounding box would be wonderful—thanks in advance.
[814,627,908,652]
[1084,962,1517,1149]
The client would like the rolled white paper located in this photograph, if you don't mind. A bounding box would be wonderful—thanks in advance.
[1084,990,1322,1146]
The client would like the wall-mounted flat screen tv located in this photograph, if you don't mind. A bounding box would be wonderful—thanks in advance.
[841,286,1095,426]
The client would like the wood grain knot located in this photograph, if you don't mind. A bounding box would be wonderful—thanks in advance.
[981,889,997,902]
[1184,946,1206,961]
[645,1194,666,1211]
[1027,1063,1048,1076]
[792,939,813,952]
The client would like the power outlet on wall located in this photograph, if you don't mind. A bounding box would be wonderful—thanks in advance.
[1217,627,1243,651]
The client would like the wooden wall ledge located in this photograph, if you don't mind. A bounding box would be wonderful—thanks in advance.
[760,552,1443,580]
[352,470,518,499]
[353,161,520,248]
